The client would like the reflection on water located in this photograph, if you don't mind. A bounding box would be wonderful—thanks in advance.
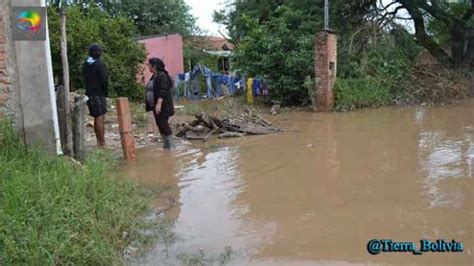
[419,132,471,208]
[125,100,473,265]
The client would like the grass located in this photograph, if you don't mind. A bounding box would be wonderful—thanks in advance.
[177,246,233,266]
[183,103,205,116]
[334,77,391,112]
[0,120,161,265]
[129,101,149,125]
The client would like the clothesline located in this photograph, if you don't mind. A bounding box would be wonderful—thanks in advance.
[174,65,270,102]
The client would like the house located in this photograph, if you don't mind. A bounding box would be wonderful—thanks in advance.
[136,33,184,84]
[185,36,234,74]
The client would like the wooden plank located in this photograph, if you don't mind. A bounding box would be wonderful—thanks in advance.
[218,132,245,139]
[185,131,209,140]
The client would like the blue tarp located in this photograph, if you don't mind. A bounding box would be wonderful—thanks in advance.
[175,65,268,100]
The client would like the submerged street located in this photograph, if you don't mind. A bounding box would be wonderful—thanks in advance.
[125,100,473,265]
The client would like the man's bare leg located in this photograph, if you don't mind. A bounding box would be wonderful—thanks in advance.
[94,115,106,147]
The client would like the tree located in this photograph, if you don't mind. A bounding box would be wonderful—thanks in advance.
[375,0,473,68]
[48,6,146,100]
[214,0,390,106]
[99,0,199,36]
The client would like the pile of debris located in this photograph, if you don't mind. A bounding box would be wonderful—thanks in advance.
[176,108,280,141]
[408,65,472,104]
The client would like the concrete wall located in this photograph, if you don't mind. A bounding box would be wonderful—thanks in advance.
[1,0,61,154]
[0,0,22,126]
[314,30,337,112]
[137,34,184,84]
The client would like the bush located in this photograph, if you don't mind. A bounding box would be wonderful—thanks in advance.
[235,17,314,106]
[336,29,413,110]
[0,120,154,264]
[48,6,146,101]
[334,77,391,111]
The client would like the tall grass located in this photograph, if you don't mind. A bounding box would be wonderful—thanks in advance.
[0,120,156,264]
[334,77,391,111]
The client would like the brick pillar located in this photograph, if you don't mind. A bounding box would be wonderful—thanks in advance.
[314,30,337,112]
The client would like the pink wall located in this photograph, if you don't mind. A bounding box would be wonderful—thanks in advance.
[138,33,184,85]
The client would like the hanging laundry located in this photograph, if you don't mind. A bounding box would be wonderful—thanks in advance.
[201,66,214,99]
[236,78,242,90]
[176,65,260,100]
[174,74,182,100]
[262,80,270,96]
[253,79,262,96]
[190,65,201,80]
[239,78,246,92]
[247,78,254,105]
[184,72,191,99]
[191,78,200,100]
[213,74,223,97]
[229,76,240,96]
[222,75,230,95]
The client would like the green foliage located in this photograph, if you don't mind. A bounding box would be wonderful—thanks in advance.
[183,43,221,73]
[427,0,474,47]
[100,0,199,36]
[235,16,314,106]
[336,28,413,110]
[0,120,156,264]
[216,0,411,107]
[334,77,391,111]
[216,0,472,109]
[391,27,423,60]
[218,0,430,107]
[214,1,328,105]
[177,246,232,266]
[48,6,146,100]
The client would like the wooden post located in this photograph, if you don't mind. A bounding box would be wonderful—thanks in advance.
[116,97,136,161]
[56,85,67,152]
[60,7,73,155]
[72,96,86,161]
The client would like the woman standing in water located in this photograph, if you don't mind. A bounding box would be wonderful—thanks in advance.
[145,58,175,149]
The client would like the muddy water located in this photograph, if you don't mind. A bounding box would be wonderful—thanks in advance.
[125,100,473,265]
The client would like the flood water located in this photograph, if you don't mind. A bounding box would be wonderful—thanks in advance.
[125,100,473,265]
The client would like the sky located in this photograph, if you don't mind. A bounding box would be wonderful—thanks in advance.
[185,0,226,36]
[185,0,414,36]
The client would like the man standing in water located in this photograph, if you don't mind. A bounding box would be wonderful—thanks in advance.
[83,44,108,147]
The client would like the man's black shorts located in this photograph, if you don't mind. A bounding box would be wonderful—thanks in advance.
[87,96,107,118]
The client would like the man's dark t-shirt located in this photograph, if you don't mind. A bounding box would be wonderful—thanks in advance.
[83,57,108,97]
[83,57,108,117]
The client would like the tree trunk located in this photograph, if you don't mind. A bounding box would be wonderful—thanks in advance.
[400,1,453,67]
[458,27,474,69]
[60,7,73,156]
[451,22,469,68]
[398,0,474,69]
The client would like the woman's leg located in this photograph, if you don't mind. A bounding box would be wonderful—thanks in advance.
[155,114,174,149]
[155,115,172,136]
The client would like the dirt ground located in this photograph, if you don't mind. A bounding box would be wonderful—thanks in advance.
[84,97,278,156]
